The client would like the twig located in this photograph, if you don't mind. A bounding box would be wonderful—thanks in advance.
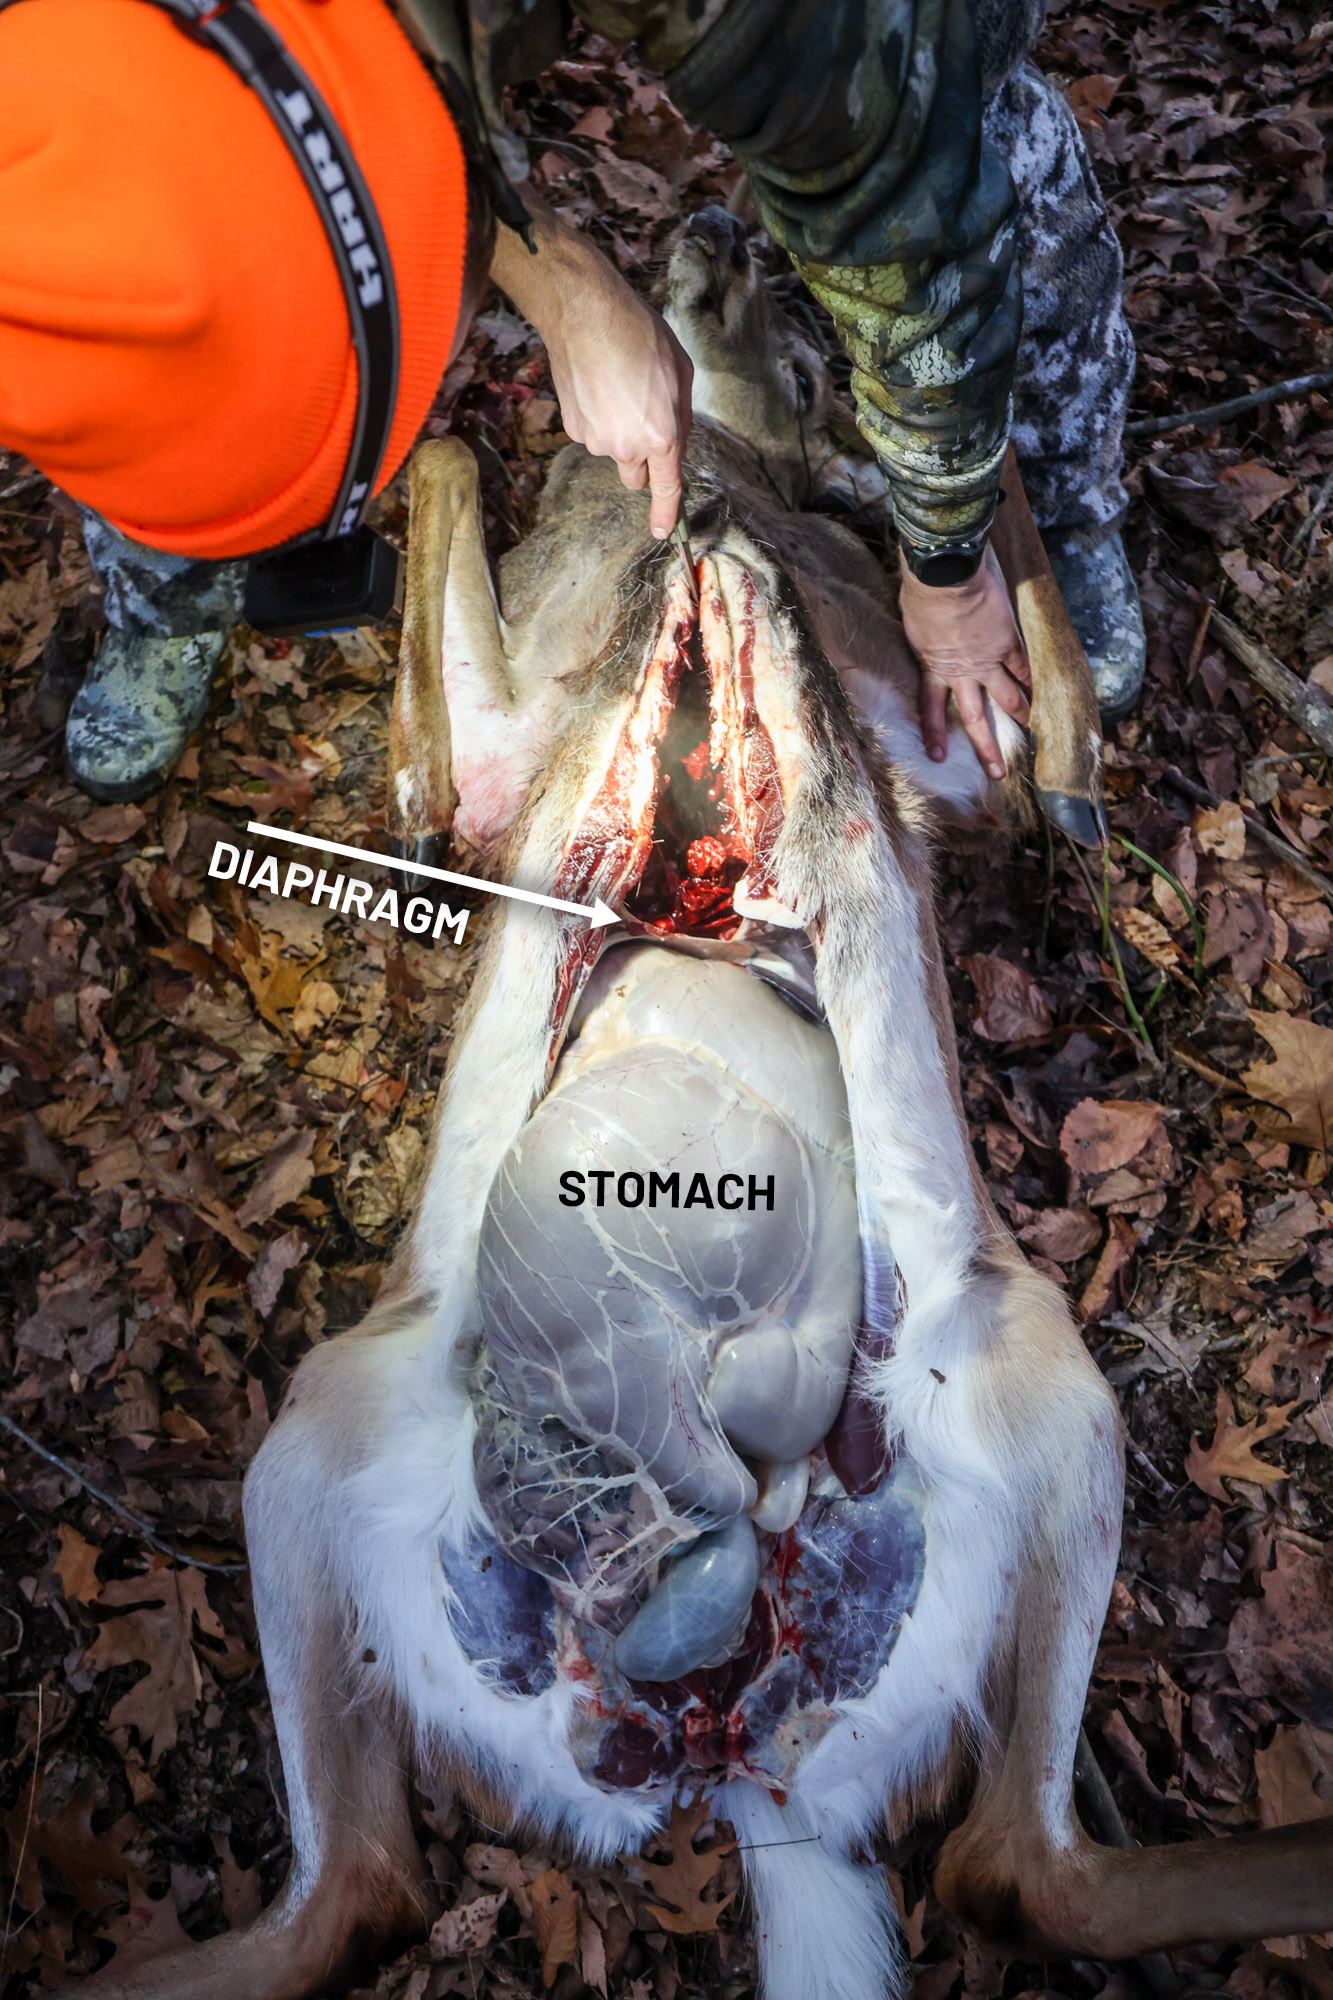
[1170,1044,1244,1093]
[1184,602,1213,679]
[0,470,48,506]
[0,1412,246,1574]
[1064,837,1158,1061]
[1206,603,1333,757]
[1241,259,1333,326]
[1290,465,1333,555]
[0,1684,42,1984]
[1158,767,1333,907]
[1074,1730,1182,2000]
[1124,368,1333,440]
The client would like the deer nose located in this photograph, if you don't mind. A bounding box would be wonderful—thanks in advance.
[682,205,751,274]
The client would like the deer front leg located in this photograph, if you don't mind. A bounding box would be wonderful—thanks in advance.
[935,1304,1333,1958]
[61,1349,433,2000]
[388,438,513,853]
[988,445,1105,850]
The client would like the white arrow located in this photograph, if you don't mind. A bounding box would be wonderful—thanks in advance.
[246,821,618,928]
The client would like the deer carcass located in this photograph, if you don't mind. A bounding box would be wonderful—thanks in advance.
[69,211,1333,2000]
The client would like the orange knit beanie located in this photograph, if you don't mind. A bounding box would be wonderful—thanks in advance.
[0,0,469,557]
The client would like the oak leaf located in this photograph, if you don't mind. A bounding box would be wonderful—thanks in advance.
[54,1523,103,1604]
[1243,1012,1333,1156]
[1184,1387,1296,1502]
[528,1868,581,1987]
[3,1774,135,1914]
[86,1566,225,1758]
[634,1795,735,1936]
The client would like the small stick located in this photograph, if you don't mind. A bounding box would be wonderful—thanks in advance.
[1074,1730,1182,2000]
[1241,259,1333,326]
[1290,465,1333,556]
[0,1411,246,1575]
[1124,368,1333,441]
[1158,768,1333,907]
[1206,604,1333,758]
[1184,603,1212,679]
[1170,1044,1244,1093]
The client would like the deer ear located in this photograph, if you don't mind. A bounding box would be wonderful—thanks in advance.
[725,174,759,228]
[815,405,892,509]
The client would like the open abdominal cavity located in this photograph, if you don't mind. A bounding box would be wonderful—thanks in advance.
[449,545,927,1791]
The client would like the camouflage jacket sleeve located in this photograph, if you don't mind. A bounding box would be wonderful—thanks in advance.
[663,0,1022,569]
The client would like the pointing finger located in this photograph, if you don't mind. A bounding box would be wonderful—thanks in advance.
[647,448,684,540]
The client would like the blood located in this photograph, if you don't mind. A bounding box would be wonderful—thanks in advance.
[624,631,751,939]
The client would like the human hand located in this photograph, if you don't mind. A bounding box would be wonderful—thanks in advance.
[490,194,692,539]
[545,281,693,539]
[898,545,1031,779]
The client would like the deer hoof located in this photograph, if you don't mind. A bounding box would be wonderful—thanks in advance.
[1035,787,1107,850]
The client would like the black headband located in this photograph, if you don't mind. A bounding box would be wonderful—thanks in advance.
[0,0,401,542]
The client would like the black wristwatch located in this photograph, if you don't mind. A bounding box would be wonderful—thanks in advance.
[899,539,988,587]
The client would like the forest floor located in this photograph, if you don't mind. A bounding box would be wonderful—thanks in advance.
[2,3,1332,1998]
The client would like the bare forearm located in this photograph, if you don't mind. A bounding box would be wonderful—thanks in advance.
[486,187,693,538]
[488,187,597,343]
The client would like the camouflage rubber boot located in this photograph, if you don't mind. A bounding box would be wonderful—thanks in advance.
[67,513,244,802]
[66,628,234,802]
[1042,528,1147,725]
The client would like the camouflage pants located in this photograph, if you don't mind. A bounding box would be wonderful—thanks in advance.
[81,510,244,642]
[984,61,1134,544]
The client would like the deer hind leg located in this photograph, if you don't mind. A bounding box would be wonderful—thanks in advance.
[60,1342,433,2000]
[989,445,1105,850]
[388,438,513,854]
[934,1259,1333,1959]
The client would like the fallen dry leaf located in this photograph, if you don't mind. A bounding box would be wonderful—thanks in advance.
[1217,460,1297,522]
[635,1795,735,1936]
[1229,1543,1333,1730]
[1241,1190,1322,1263]
[579,1903,609,1995]
[960,953,1054,1043]
[1185,1387,1297,1502]
[79,802,147,846]
[1060,1098,1167,1180]
[1254,1725,1333,1829]
[1019,1205,1102,1264]
[3,1774,135,1914]
[235,1129,317,1229]
[1194,800,1247,858]
[1116,905,1186,974]
[1243,1012,1333,1156]
[53,1522,103,1604]
[429,1888,508,1961]
[528,1870,581,1987]
[247,1227,308,1318]
[86,1566,226,1759]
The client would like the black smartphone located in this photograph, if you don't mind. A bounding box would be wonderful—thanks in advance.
[243,527,404,637]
